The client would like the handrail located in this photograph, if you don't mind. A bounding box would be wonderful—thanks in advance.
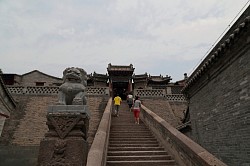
[141,105,227,166]
[86,97,112,166]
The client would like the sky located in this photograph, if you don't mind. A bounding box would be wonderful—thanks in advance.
[0,0,249,82]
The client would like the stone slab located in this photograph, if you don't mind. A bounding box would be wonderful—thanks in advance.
[48,105,91,117]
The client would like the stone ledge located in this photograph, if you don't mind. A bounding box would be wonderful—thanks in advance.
[48,105,91,118]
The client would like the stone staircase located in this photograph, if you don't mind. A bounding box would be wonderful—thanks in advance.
[106,102,178,166]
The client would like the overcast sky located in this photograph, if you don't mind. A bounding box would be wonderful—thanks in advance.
[1,0,249,81]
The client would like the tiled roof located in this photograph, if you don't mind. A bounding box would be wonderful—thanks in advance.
[22,70,62,80]
[133,73,148,79]
[148,75,172,82]
[107,63,135,72]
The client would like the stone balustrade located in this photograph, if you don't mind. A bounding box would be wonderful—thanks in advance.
[7,86,109,96]
[134,89,186,101]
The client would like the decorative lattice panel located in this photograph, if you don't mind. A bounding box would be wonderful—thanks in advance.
[7,86,109,96]
[164,94,186,101]
[86,87,109,95]
[26,86,59,94]
[7,86,24,94]
[134,89,165,97]
[134,89,186,101]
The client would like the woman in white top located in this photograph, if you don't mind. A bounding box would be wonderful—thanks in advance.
[127,93,134,111]
[133,96,141,124]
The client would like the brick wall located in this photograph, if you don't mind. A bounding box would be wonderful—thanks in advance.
[189,48,250,165]
[0,95,108,147]
[142,98,187,127]
[0,94,109,166]
[7,95,57,145]
[185,11,250,166]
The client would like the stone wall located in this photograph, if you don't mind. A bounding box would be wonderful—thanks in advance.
[142,98,187,127]
[0,93,109,166]
[189,48,250,165]
[184,9,250,166]
[1,95,58,145]
[0,95,108,147]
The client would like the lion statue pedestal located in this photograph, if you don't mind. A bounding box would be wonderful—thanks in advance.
[38,67,90,166]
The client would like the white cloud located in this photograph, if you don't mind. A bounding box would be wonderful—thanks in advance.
[0,0,249,81]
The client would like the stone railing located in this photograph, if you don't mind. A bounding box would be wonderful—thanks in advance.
[7,86,59,95]
[134,89,186,101]
[7,86,109,96]
[140,105,227,166]
[86,87,109,96]
[164,94,186,101]
[134,89,165,97]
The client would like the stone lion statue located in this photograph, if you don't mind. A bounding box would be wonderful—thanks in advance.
[58,67,87,105]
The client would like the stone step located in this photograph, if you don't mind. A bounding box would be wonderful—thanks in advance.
[110,129,149,132]
[108,147,165,151]
[106,160,177,166]
[110,130,152,133]
[109,140,159,144]
[107,155,172,161]
[111,125,145,128]
[107,150,168,156]
[109,138,157,141]
[110,132,152,135]
[109,144,160,147]
[110,127,149,130]
[109,135,154,139]
[110,130,151,133]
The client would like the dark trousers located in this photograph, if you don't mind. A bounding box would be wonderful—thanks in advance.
[115,105,120,113]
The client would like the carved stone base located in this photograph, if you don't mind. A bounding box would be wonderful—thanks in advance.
[38,138,88,166]
[37,105,90,166]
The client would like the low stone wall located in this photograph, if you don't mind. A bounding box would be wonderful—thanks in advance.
[7,86,109,96]
[134,89,186,101]
[86,97,112,166]
[140,105,227,166]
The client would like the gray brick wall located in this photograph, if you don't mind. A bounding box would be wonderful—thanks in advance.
[142,98,187,127]
[188,33,250,166]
